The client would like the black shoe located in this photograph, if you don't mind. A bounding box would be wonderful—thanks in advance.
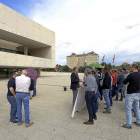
[104,107,107,109]
[10,120,17,124]
[121,124,132,129]
[133,122,140,126]
[15,117,18,121]
[93,115,97,120]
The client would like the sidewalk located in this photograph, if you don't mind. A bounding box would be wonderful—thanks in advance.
[0,76,139,140]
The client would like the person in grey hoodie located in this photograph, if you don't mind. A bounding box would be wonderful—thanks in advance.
[114,70,124,101]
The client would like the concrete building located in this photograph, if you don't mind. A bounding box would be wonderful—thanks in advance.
[0,3,55,77]
[67,51,99,69]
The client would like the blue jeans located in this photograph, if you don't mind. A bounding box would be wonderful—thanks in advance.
[33,80,36,96]
[97,90,101,99]
[125,93,140,126]
[116,85,123,100]
[85,91,97,122]
[132,100,140,115]
[109,88,113,106]
[16,93,30,125]
[7,96,17,122]
[102,89,111,111]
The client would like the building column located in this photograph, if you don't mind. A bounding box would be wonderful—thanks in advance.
[37,68,41,77]
[24,46,28,55]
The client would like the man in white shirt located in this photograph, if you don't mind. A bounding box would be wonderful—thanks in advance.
[15,69,34,127]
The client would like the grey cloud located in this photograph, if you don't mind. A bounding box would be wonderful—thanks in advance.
[126,23,140,30]
[64,42,72,45]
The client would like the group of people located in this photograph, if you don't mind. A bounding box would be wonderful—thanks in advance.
[7,69,37,127]
[70,63,140,129]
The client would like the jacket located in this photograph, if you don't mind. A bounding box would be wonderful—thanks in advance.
[70,72,79,90]
[29,79,34,90]
[117,73,124,85]
[102,73,111,89]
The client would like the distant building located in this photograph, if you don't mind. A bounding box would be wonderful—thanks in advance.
[122,62,128,66]
[67,51,99,69]
[133,61,140,64]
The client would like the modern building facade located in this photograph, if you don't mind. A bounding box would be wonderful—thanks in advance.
[67,51,99,69]
[0,3,55,77]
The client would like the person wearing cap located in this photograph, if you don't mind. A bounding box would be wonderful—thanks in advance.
[80,68,98,125]
[102,68,111,113]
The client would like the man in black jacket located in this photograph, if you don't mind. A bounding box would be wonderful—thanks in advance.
[102,68,111,113]
[70,67,82,107]
[121,64,140,129]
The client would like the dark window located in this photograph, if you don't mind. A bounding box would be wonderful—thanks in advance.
[0,47,24,55]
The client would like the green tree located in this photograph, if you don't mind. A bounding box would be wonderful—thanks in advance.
[101,62,107,67]
[62,65,70,72]
[78,66,86,73]
[107,63,112,69]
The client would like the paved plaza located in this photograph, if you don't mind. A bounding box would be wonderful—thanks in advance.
[0,75,140,140]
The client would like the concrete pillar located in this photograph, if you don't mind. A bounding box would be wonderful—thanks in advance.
[37,68,41,77]
[24,46,28,55]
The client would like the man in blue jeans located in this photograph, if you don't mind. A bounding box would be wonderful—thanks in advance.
[15,70,34,127]
[7,71,18,123]
[80,68,98,125]
[102,68,111,113]
[121,64,140,129]
[114,70,124,101]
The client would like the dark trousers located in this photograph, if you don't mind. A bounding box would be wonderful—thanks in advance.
[112,85,116,97]
[85,91,97,122]
[116,85,123,100]
[99,84,102,100]
[33,80,36,96]
[7,96,17,122]
[72,89,78,107]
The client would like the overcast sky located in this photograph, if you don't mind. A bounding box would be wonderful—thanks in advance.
[1,0,140,65]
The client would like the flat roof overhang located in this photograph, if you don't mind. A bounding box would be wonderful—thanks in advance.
[0,65,42,69]
[0,29,50,50]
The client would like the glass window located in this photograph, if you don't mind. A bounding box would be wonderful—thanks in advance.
[7,49,12,53]
[0,48,7,52]
[11,50,17,53]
